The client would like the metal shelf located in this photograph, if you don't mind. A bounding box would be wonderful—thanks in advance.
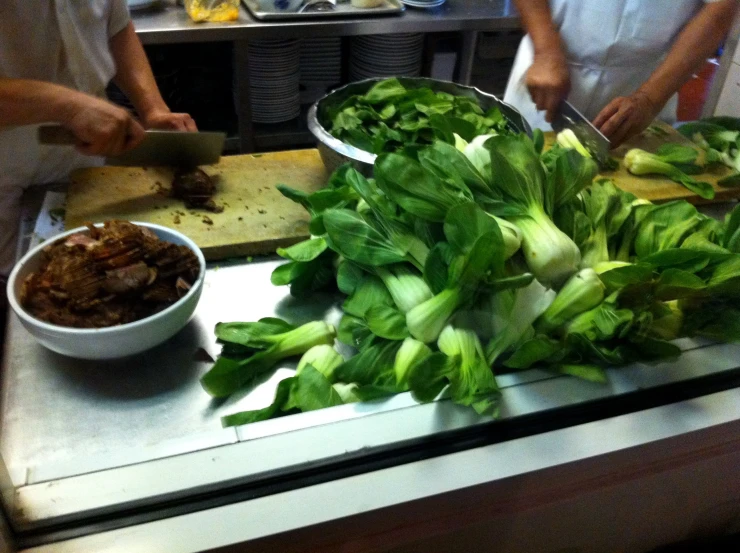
[252,107,315,151]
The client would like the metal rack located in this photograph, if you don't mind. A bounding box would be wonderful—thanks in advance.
[131,0,521,152]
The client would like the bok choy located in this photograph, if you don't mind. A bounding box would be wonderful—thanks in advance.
[204,127,740,429]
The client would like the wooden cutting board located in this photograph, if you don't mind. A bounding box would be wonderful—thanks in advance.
[66,149,330,260]
[544,121,738,204]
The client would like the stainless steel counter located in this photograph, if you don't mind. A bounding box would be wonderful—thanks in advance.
[1,200,740,550]
[133,0,520,45]
[3,251,740,541]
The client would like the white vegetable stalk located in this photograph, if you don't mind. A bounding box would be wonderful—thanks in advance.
[624,148,677,177]
[437,326,489,370]
[580,224,609,269]
[486,279,556,365]
[393,338,432,387]
[535,268,605,333]
[463,134,496,176]
[437,325,498,415]
[490,215,523,259]
[355,198,371,214]
[592,260,632,275]
[332,382,360,403]
[296,344,344,380]
[490,279,556,337]
[453,133,469,152]
[376,265,433,313]
[649,301,684,341]
[557,129,592,158]
[406,288,464,343]
[512,203,581,288]
[270,321,337,359]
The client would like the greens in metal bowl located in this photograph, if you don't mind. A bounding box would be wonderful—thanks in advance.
[310,77,532,170]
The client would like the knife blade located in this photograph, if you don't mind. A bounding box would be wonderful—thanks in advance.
[38,126,225,167]
[551,100,611,164]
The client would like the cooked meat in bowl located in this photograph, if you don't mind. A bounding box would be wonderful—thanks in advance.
[20,220,200,328]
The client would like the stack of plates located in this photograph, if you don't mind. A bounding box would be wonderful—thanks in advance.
[402,0,447,8]
[349,34,425,81]
[248,39,301,124]
[300,37,342,105]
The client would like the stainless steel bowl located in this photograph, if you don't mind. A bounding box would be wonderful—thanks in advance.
[308,77,533,175]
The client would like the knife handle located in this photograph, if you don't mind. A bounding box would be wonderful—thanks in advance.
[38,125,77,145]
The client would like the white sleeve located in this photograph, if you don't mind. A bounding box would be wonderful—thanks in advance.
[108,0,131,37]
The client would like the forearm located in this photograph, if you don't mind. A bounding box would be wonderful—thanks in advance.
[638,0,739,109]
[109,22,168,120]
[0,79,83,127]
[513,0,564,55]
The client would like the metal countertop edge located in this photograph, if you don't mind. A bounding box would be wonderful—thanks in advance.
[15,366,740,549]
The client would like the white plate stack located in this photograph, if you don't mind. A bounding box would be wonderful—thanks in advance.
[248,39,301,124]
[299,37,342,106]
[401,0,447,9]
[349,33,425,81]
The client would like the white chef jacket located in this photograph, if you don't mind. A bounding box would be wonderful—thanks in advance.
[0,0,130,274]
[503,0,722,132]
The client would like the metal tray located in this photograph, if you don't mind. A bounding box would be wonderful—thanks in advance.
[242,0,404,20]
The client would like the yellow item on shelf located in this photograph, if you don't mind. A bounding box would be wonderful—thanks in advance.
[184,0,239,23]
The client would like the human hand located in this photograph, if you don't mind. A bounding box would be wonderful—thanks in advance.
[63,94,145,157]
[525,50,570,123]
[143,109,197,132]
[593,91,660,148]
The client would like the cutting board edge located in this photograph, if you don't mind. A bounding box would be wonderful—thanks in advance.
[201,234,309,261]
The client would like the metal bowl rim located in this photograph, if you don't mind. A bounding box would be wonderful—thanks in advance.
[308,76,533,167]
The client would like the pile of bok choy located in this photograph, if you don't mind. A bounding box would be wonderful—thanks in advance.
[201,132,740,427]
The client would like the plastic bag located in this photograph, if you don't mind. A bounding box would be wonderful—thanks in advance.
[184,0,239,22]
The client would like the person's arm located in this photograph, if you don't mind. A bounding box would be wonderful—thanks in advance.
[0,78,145,157]
[109,22,196,132]
[513,0,570,123]
[594,0,739,147]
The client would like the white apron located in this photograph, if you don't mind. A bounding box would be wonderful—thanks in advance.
[503,0,716,131]
[0,0,130,274]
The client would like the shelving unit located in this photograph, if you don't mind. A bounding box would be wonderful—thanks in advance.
[131,0,522,154]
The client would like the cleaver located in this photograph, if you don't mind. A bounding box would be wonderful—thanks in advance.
[551,100,611,164]
[38,126,225,167]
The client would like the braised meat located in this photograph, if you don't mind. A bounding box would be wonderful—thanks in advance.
[20,221,200,328]
[171,168,222,213]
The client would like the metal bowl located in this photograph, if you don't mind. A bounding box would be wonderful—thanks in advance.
[308,77,533,175]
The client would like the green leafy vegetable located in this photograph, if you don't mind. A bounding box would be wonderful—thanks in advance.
[476,135,597,287]
[624,147,715,200]
[376,264,433,313]
[437,326,500,415]
[201,320,337,398]
[679,118,740,185]
[556,128,592,159]
[323,78,512,155]
[208,130,740,426]
[535,269,606,334]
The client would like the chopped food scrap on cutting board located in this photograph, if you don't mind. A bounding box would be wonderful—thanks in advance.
[171,168,224,213]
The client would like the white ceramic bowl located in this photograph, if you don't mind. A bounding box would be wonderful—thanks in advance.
[6,222,206,360]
